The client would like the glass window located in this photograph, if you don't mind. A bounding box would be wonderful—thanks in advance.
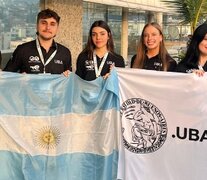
[83,2,122,54]
[0,0,39,50]
[163,14,191,62]
[128,10,147,56]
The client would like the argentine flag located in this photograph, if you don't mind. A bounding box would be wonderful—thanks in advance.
[0,70,122,180]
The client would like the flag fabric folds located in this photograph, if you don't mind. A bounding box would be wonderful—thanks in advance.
[0,71,121,180]
[2,68,207,180]
[117,68,207,180]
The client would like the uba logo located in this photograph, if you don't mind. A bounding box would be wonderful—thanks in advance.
[172,127,207,142]
[120,98,167,154]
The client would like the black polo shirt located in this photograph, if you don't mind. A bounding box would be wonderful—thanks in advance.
[76,51,125,81]
[4,40,72,74]
[130,54,177,72]
[176,61,207,73]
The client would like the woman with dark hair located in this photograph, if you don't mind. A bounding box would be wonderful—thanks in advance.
[75,20,125,81]
[176,23,207,76]
[131,22,177,71]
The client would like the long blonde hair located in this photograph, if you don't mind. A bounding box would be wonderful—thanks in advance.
[132,22,169,71]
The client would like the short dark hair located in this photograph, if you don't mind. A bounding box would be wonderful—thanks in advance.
[37,9,60,24]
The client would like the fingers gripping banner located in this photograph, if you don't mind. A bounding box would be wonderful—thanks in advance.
[117,68,207,180]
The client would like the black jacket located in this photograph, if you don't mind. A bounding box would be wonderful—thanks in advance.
[130,54,177,72]
[176,61,207,73]
[76,51,125,81]
[4,40,72,74]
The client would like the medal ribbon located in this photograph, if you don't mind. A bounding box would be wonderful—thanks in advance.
[36,38,57,73]
[93,51,108,78]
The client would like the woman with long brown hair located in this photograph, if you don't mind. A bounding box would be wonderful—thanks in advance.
[131,22,176,71]
[76,20,125,81]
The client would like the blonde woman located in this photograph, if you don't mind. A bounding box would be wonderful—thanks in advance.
[131,22,177,71]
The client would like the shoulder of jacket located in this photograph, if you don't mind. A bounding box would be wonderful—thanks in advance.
[109,52,124,60]
[56,43,70,51]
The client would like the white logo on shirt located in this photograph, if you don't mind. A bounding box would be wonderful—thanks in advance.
[30,65,40,72]
[29,56,41,63]
[54,60,63,64]
[154,62,162,70]
[106,61,114,65]
[85,60,94,71]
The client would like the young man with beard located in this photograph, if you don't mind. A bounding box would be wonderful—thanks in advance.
[4,9,72,76]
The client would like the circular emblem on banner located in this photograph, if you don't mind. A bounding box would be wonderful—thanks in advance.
[120,98,167,154]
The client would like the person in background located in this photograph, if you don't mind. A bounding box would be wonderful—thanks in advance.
[75,20,125,81]
[176,23,207,76]
[4,9,72,76]
[131,22,177,71]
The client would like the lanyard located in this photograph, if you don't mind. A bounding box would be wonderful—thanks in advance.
[93,51,108,78]
[36,39,57,73]
[198,65,204,71]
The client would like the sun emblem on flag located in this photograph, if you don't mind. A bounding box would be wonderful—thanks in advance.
[34,126,61,149]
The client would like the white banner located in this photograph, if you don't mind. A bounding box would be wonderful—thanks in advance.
[117,68,207,180]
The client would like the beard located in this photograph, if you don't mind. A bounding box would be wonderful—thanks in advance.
[38,32,56,41]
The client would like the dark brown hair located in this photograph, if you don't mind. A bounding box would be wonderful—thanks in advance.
[37,9,60,24]
[83,20,115,59]
[180,23,207,68]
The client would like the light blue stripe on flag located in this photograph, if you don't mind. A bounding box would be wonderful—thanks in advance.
[0,151,118,180]
[0,70,120,116]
